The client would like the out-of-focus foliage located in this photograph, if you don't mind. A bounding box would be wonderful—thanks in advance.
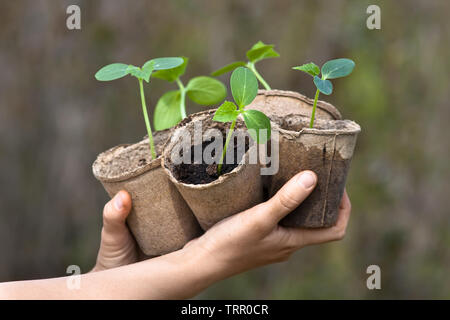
[0,0,449,299]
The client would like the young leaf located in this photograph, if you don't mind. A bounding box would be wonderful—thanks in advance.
[153,90,182,130]
[152,57,189,82]
[230,67,258,108]
[141,61,155,82]
[150,57,184,71]
[246,41,280,63]
[185,76,227,105]
[211,61,247,77]
[313,76,333,95]
[213,101,240,122]
[242,109,271,143]
[321,58,355,79]
[292,62,320,77]
[126,65,146,80]
[95,63,129,81]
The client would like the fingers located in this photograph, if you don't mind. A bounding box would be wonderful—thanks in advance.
[247,171,317,228]
[102,190,132,233]
[285,189,352,248]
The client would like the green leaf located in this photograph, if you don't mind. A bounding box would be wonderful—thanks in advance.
[292,62,320,77]
[243,109,271,144]
[211,61,247,77]
[213,101,240,123]
[186,76,227,105]
[95,63,129,81]
[126,65,146,80]
[321,58,355,79]
[313,76,333,95]
[246,41,280,63]
[153,90,182,130]
[141,61,155,82]
[149,57,184,71]
[152,57,189,82]
[230,67,258,108]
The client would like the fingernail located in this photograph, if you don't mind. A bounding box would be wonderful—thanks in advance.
[114,193,124,211]
[297,171,316,189]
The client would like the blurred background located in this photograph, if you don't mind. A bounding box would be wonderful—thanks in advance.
[0,0,449,299]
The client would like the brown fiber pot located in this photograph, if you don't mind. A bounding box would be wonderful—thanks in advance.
[162,110,264,230]
[270,115,360,228]
[92,130,202,256]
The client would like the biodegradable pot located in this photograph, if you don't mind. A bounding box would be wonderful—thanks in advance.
[270,115,360,228]
[248,89,343,123]
[162,110,264,230]
[92,130,202,256]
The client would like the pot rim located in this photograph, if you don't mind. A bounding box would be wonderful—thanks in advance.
[257,89,343,120]
[92,142,162,183]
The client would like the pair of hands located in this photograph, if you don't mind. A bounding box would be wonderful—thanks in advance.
[93,170,351,277]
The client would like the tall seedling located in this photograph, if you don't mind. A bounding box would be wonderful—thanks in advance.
[152,57,227,131]
[95,57,184,159]
[212,41,279,90]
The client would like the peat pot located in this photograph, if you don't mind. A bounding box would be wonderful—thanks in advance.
[92,130,202,256]
[162,110,264,230]
[270,115,360,228]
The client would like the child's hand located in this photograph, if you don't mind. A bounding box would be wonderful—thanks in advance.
[91,191,139,272]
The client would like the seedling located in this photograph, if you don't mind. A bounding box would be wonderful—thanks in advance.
[211,41,279,91]
[293,58,355,128]
[213,67,271,175]
[152,57,227,130]
[95,57,184,159]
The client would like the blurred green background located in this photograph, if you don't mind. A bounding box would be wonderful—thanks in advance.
[0,0,449,299]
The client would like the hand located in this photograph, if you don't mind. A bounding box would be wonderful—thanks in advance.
[184,170,351,280]
[91,191,138,272]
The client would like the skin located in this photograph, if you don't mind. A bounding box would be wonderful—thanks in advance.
[0,170,351,299]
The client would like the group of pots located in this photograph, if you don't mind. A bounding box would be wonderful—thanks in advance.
[92,90,361,256]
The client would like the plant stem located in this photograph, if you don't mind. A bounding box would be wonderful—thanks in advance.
[310,88,320,128]
[176,78,187,118]
[217,118,237,175]
[139,78,156,159]
[247,62,271,90]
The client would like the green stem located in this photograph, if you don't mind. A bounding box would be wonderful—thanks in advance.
[176,78,187,119]
[247,62,271,90]
[139,79,156,159]
[217,118,237,175]
[310,88,320,128]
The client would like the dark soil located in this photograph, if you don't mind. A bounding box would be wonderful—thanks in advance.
[173,136,250,185]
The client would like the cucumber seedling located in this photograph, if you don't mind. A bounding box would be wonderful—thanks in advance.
[152,57,227,131]
[213,67,271,175]
[293,58,355,128]
[95,57,184,159]
[212,41,279,90]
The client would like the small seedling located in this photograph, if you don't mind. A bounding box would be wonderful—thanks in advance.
[211,41,279,91]
[293,58,355,128]
[95,57,184,159]
[152,57,227,130]
[213,67,271,175]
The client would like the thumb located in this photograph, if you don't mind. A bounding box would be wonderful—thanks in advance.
[102,190,132,233]
[260,171,317,225]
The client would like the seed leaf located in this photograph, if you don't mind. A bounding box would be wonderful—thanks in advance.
[211,61,247,77]
[95,63,129,81]
[213,101,240,122]
[313,76,333,95]
[246,41,280,63]
[186,76,227,105]
[153,90,182,130]
[243,109,271,144]
[230,67,258,108]
[292,62,320,77]
[148,57,184,71]
[152,57,189,82]
[321,58,355,79]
